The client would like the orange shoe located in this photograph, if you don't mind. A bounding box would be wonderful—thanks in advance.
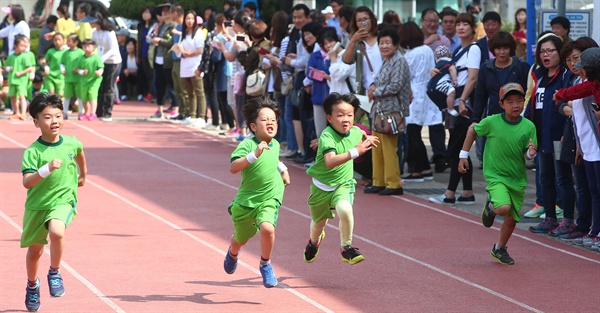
[9,114,19,120]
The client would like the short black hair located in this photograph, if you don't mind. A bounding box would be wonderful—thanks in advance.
[551,16,571,34]
[243,2,257,11]
[46,15,58,25]
[482,11,501,24]
[421,8,439,20]
[488,31,516,56]
[78,3,91,16]
[292,4,310,17]
[377,27,400,46]
[81,39,97,47]
[323,93,360,115]
[29,93,63,118]
[242,97,281,134]
[337,6,354,23]
[317,27,339,49]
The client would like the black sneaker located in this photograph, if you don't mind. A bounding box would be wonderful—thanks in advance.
[428,194,455,205]
[25,278,41,312]
[457,195,475,205]
[402,174,424,182]
[481,198,496,228]
[490,244,514,265]
[304,231,325,263]
[341,245,364,265]
[529,217,559,233]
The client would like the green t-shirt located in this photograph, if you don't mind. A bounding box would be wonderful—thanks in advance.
[307,126,363,186]
[77,53,104,86]
[61,48,85,83]
[45,47,67,79]
[474,113,537,187]
[21,136,84,211]
[5,52,35,86]
[230,137,284,207]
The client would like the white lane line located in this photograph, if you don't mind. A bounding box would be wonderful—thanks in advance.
[0,131,333,313]
[0,133,126,313]
[67,124,548,312]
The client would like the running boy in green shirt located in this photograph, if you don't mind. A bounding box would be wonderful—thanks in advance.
[224,97,290,288]
[4,35,35,120]
[304,93,379,265]
[458,83,537,265]
[61,34,84,119]
[44,33,67,97]
[21,93,87,312]
[72,39,104,121]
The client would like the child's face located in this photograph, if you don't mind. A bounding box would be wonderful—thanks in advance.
[250,108,278,141]
[499,94,525,119]
[326,101,355,134]
[67,37,77,49]
[53,35,64,49]
[117,35,127,46]
[82,44,95,55]
[126,41,135,53]
[15,40,28,53]
[34,106,63,138]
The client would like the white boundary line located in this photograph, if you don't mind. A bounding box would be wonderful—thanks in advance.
[64,123,548,312]
[0,134,126,313]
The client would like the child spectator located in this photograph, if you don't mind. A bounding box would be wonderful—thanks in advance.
[433,45,459,117]
[21,93,87,312]
[60,34,84,119]
[4,35,35,120]
[44,33,67,97]
[304,93,379,265]
[119,38,138,101]
[223,97,290,288]
[459,83,537,264]
[73,39,104,121]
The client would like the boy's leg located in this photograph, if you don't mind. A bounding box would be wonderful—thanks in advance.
[497,215,517,249]
[310,219,328,244]
[335,200,354,247]
[48,219,66,269]
[228,236,246,257]
[26,245,44,282]
[90,100,98,117]
[19,95,27,118]
[10,96,19,115]
[259,222,275,261]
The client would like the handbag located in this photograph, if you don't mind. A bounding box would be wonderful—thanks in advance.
[372,101,405,135]
[280,74,294,96]
[246,69,266,96]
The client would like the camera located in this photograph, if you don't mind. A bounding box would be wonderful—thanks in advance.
[236,35,245,42]
[224,21,232,27]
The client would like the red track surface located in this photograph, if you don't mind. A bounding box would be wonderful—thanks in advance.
[1,102,599,312]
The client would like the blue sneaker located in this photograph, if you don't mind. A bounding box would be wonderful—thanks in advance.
[259,263,278,288]
[224,248,238,274]
[47,271,65,297]
[25,278,41,312]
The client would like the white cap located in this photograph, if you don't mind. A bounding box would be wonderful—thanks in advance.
[321,6,333,14]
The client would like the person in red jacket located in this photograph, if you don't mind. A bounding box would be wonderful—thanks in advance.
[554,47,600,107]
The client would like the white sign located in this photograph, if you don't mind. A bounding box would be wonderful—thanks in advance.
[540,11,592,40]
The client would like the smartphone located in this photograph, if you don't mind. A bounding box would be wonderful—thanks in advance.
[224,21,232,27]
[259,47,270,55]
[332,42,341,52]
[308,67,325,82]
[236,35,246,42]
[360,20,368,29]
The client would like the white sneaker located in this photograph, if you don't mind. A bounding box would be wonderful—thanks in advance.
[219,124,230,131]
[179,117,193,125]
[192,119,206,128]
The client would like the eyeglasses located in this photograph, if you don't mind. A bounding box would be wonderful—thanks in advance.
[540,48,557,56]
[356,18,370,23]
[423,18,439,24]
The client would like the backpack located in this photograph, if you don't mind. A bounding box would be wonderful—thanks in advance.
[426,44,475,111]
[198,31,214,78]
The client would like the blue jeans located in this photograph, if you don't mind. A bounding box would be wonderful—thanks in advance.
[584,160,600,235]
[284,93,298,152]
[572,162,592,231]
[538,152,575,219]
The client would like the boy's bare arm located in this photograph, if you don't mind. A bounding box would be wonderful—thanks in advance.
[23,159,63,189]
[230,142,270,174]
[323,135,379,169]
[458,124,477,173]
[449,65,458,85]
[75,151,87,187]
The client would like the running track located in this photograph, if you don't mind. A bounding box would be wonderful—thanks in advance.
[1,106,599,312]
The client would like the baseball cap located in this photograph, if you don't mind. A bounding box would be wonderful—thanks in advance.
[196,16,204,25]
[499,83,525,101]
[321,6,334,14]
[116,28,130,37]
[574,47,600,70]
[79,16,98,23]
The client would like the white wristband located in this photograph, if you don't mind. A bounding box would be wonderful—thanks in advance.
[78,69,85,75]
[5,66,12,72]
[29,72,35,80]
[60,64,65,72]
[38,164,51,178]
[245,151,258,164]
[349,148,359,160]
[277,161,288,173]
[44,66,50,72]
[459,150,470,159]
[526,150,537,160]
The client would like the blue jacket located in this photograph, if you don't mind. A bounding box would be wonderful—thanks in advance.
[211,47,229,92]
[306,50,331,106]
[472,56,530,123]
[524,65,573,153]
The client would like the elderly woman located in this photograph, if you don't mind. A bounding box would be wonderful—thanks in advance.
[364,27,411,196]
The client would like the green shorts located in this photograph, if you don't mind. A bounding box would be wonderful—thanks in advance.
[80,84,100,102]
[64,82,79,99]
[228,199,281,243]
[21,203,77,248]
[308,179,355,223]
[44,76,64,95]
[8,83,27,97]
[486,182,525,223]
